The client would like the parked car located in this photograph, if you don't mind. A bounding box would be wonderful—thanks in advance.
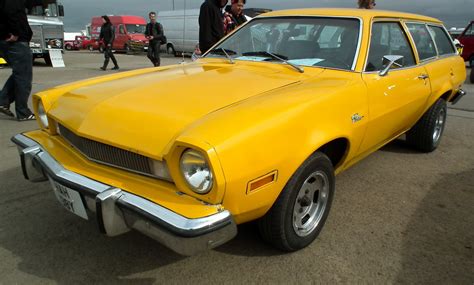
[458,21,474,66]
[13,9,466,256]
[90,15,149,53]
[158,9,199,56]
[64,35,92,51]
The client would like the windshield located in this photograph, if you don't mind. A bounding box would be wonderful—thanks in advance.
[126,24,146,34]
[28,0,58,17]
[208,17,361,70]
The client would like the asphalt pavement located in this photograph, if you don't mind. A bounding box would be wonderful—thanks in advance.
[0,51,472,284]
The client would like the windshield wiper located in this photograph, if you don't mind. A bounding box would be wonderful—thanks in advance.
[242,51,304,73]
[208,48,236,64]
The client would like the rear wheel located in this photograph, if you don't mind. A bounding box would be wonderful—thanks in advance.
[406,98,447,152]
[258,152,335,251]
[44,54,52,66]
[65,44,72,51]
[167,44,176,56]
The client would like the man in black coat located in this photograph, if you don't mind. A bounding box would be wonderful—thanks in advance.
[145,11,164,67]
[199,0,228,54]
[99,15,119,71]
[0,0,35,121]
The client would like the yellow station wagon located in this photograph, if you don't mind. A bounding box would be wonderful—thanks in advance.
[13,9,466,255]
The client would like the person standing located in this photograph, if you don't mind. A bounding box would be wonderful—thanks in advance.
[145,11,164,67]
[199,0,228,54]
[99,15,119,71]
[0,0,35,121]
[224,0,247,35]
[358,0,376,9]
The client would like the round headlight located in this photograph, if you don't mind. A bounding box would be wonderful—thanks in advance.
[180,149,213,194]
[37,101,49,129]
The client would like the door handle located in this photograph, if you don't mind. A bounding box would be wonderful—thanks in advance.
[418,74,429,80]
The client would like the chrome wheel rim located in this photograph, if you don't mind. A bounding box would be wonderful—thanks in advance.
[292,171,330,237]
[433,108,446,143]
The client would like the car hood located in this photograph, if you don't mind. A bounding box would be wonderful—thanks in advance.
[49,62,312,158]
[129,34,147,42]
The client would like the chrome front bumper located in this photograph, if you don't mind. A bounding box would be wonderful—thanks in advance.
[12,134,237,256]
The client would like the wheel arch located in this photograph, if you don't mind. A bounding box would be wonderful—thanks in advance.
[317,137,351,172]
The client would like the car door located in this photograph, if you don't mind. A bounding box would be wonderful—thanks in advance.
[114,24,126,50]
[459,22,474,64]
[359,20,431,154]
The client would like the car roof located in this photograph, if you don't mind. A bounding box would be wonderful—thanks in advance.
[260,8,442,24]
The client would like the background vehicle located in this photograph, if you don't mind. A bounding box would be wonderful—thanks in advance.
[64,35,88,51]
[458,21,474,66]
[28,0,65,66]
[158,9,199,56]
[90,15,148,53]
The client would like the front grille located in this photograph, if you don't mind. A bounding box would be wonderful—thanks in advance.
[58,124,153,175]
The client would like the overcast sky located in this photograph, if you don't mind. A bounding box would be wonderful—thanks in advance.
[62,0,472,32]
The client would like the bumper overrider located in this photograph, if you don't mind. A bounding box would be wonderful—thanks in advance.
[11,134,237,256]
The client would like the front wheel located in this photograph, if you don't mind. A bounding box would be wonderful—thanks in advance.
[258,152,335,251]
[406,98,447,152]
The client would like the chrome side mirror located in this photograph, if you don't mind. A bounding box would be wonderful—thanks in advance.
[379,55,404,77]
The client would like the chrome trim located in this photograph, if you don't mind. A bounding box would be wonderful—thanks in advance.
[451,89,466,105]
[58,124,173,182]
[11,134,237,256]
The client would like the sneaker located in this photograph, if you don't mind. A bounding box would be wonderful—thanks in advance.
[17,114,35,121]
[100,66,106,71]
[111,66,119,70]
[0,105,14,117]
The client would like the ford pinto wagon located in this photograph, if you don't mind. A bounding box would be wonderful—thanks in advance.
[13,9,466,255]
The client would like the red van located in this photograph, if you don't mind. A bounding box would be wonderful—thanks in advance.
[458,21,474,67]
[90,15,149,52]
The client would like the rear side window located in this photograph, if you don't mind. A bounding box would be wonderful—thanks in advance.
[464,24,474,36]
[428,26,456,55]
[366,22,416,71]
[406,23,437,60]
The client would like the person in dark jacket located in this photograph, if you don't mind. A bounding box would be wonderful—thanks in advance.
[145,11,164,67]
[224,0,247,35]
[99,15,119,71]
[199,0,228,54]
[0,0,35,121]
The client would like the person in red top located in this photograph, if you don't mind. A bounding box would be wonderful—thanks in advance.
[358,0,376,9]
[224,0,247,35]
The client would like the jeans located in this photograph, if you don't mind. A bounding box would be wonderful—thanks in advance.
[0,41,33,118]
[147,40,161,67]
[103,45,118,68]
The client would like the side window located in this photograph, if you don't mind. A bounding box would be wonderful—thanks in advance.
[406,23,437,60]
[119,25,125,35]
[366,22,416,72]
[428,26,456,55]
[464,24,474,36]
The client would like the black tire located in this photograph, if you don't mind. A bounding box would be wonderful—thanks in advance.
[88,45,94,52]
[258,152,335,251]
[167,44,176,56]
[470,67,474,84]
[44,54,52,66]
[65,44,72,51]
[406,99,447,152]
[469,56,474,68]
[124,44,131,54]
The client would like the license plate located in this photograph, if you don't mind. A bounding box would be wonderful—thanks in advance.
[144,46,148,50]
[49,179,88,220]
[31,49,42,54]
